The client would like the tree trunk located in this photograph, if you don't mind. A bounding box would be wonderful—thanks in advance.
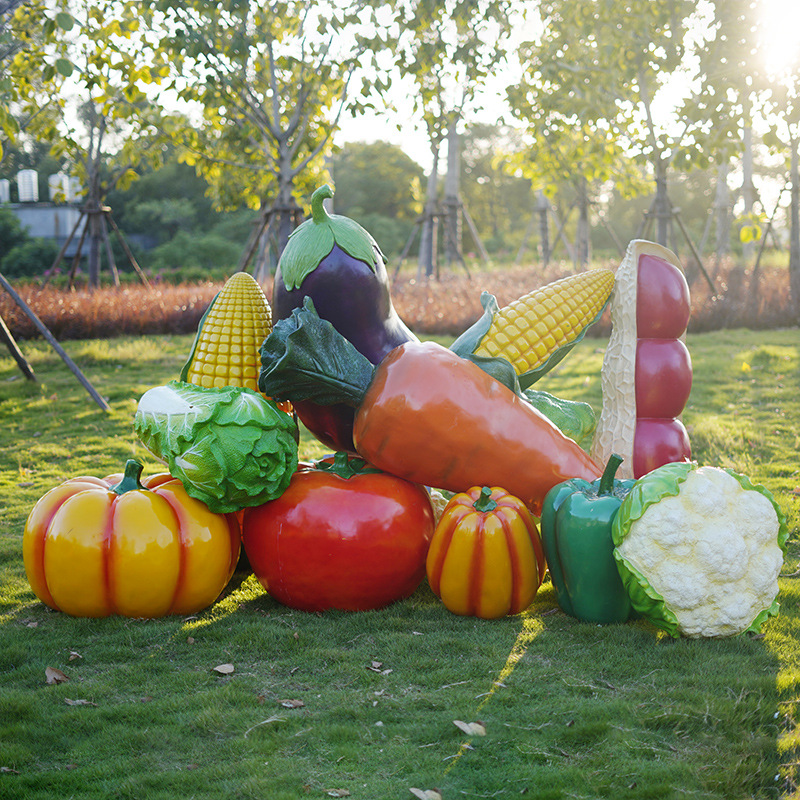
[790,134,800,322]
[443,120,461,267]
[742,120,756,261]
[536,190,550,267]
[417,142,440,280]
[87,177,102,290]
[575,176,591,267]
[654,158,671,247]
[715,161,731,257]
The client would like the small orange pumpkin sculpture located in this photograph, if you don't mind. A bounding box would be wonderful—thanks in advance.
[426,486,546,619]
[23,460,240,618]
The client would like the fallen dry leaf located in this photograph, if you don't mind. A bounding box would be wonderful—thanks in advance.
[326,790,350,798]
[64,698,97,707]
[279,698,305,709]
[213,663,235,675]
[68,650,82,662]
[187,637,196,645]
[1,766,21,774]
[45,667,69,685]
[453,719,486,737]
[409,789,442,800]
[26,621,38,629]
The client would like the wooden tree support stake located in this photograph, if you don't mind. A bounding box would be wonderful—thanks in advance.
[0,312,36,381]
[0,272,110,412]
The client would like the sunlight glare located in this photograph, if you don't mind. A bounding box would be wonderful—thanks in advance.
[759,0,800,80]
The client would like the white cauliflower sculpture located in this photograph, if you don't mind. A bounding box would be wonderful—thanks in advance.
[612,462,788,638]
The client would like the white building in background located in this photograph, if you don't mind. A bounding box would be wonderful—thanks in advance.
[17,169,39,202]
[2,170,83,257]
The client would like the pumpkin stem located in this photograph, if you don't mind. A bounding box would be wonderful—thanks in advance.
[598,453,623,496]
[473,486,498,513]
[111,459,146,495]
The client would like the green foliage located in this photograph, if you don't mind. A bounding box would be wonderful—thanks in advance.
[146,231,241,273]
[330,141,424,225]
[0,237,59,279]
[149,0,384,213]
[507,0,719,223]
[386,0,516,145]
[0,207,28,262]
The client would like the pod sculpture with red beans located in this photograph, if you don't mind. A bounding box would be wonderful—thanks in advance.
[592,240,693,479]
[242,453,435,612]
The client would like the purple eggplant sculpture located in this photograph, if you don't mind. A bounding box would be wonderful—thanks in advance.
[272,184,418,451]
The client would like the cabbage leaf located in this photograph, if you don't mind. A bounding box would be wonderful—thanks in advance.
[134,380,298,513]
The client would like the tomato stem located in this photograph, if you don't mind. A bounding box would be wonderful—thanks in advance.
[314,451,382,479]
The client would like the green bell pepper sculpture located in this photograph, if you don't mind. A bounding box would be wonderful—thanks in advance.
[541,454,635,624]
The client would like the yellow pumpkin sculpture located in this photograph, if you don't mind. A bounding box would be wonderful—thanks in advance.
[23,460,240,618]
[426,486,546,619]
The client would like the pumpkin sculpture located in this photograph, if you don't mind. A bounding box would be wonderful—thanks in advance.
[23,460,240,618]
[426,486,546,619]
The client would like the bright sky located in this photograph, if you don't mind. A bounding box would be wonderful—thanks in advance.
[760,0,800,80]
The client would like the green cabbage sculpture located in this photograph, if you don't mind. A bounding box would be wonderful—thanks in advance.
[134,380,298,514]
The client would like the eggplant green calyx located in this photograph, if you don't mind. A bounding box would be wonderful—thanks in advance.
[259,296,375,408]
[112,459,147,495]
[279,184,384,291]
[314,452,383,479]
[473,486,498,513]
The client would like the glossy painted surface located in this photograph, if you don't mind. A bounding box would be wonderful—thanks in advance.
[23,469,240,618]
[273,243,417,451]
[426,486,546,619]
[354,341,602,516]
[634,338,693,419]
[540,458,634,625]
[632,418,692,479]
[632,252,693,477]
[636,254,691,338]
[242,463,435,612]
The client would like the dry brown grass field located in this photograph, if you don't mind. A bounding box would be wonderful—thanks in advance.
[0,258,796,342]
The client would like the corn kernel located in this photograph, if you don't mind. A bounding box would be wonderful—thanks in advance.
[474,269,614,375]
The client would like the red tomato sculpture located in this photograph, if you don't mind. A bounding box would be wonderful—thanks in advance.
[242,453,435,612]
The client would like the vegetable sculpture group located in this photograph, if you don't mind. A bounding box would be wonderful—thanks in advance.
[22,186,788,638]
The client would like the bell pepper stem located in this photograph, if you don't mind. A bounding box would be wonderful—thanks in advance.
[598,453,624,496]
[473,486,498,513]
[111,459,146,495]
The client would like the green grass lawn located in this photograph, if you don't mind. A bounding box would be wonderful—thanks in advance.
[1,327,799,799]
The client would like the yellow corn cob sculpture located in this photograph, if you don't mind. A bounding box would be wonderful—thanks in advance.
[181,271,272,394]
[472,268,615,377]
